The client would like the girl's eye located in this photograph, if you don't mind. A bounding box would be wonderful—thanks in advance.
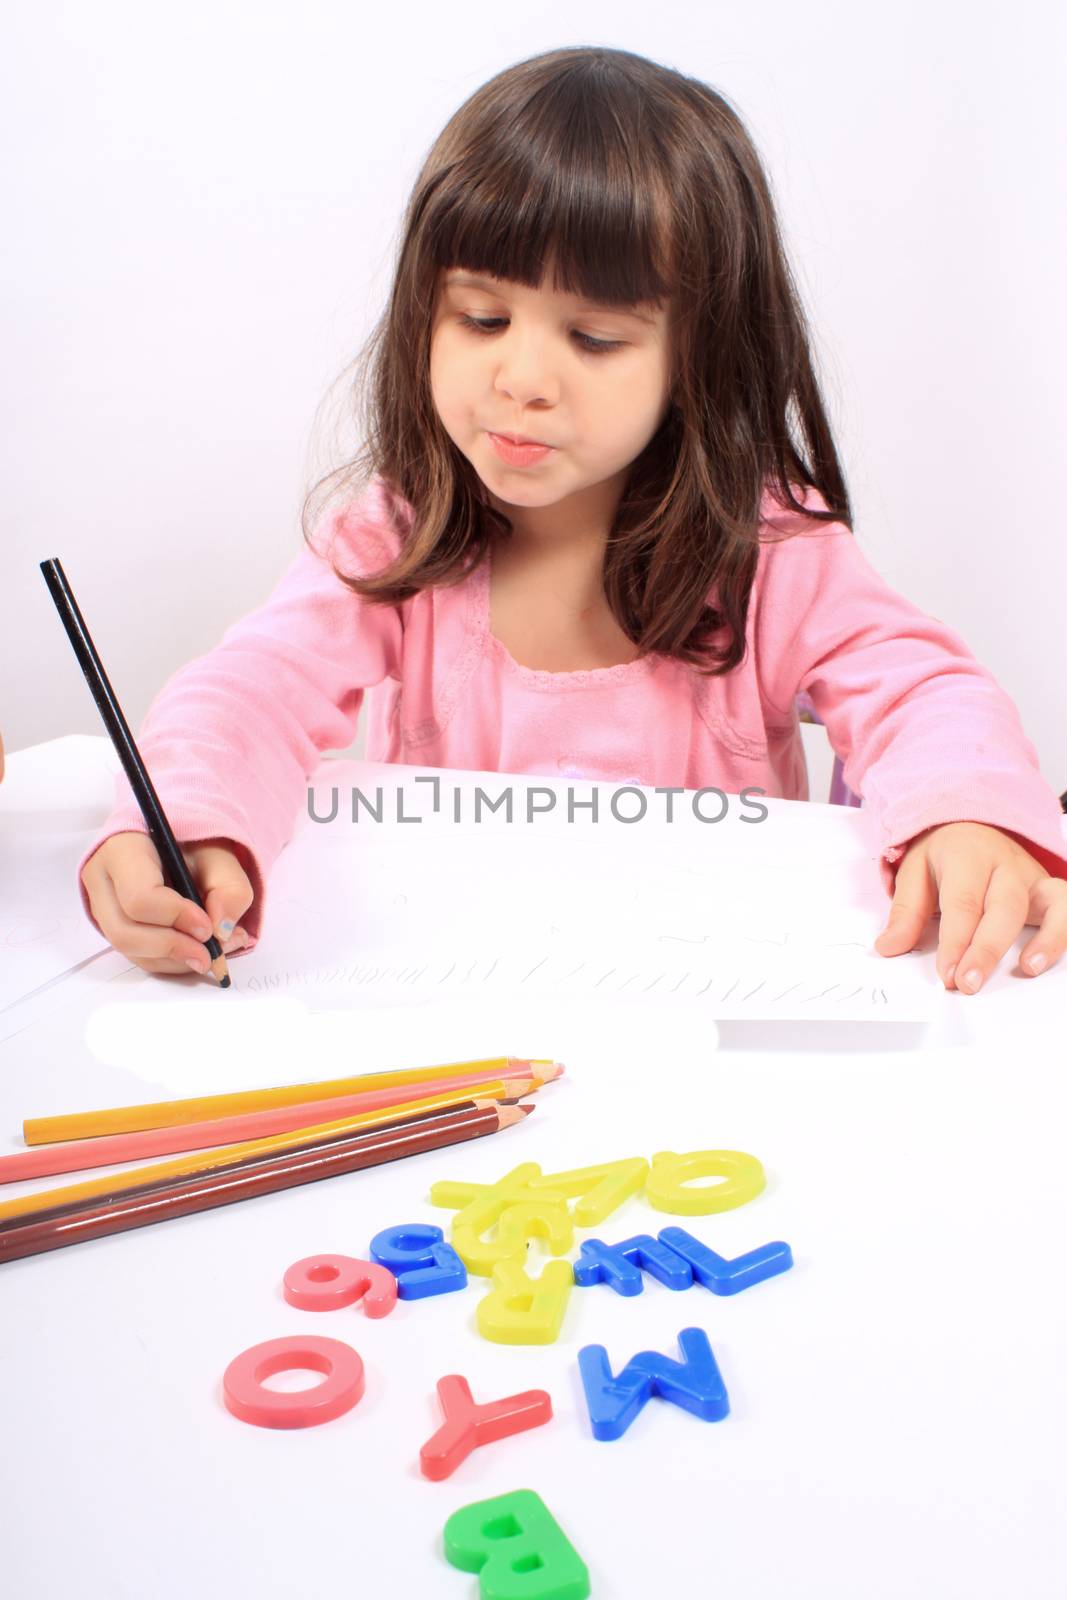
[457,314,623,355]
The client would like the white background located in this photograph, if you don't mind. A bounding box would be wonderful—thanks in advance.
[2,1,1065,792]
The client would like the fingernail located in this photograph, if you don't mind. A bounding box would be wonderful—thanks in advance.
[961,968,982,992]
[218,919,235,938]
[945,963,956,985]
[186,958,207,973]
[1027,952,1047,974]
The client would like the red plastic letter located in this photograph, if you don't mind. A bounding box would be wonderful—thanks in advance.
[419,1373,553,1480]
[283,1254,398,1318]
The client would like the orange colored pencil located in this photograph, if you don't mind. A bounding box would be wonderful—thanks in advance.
[23,1057,562,1144]
[0,1074,544,1185]
[0,1079,542,1224]
[0,1103,534,1264]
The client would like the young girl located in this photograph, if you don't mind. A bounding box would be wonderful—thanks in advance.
[77,45,1066,994]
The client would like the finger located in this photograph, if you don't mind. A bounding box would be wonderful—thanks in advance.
[874,848,938,957]
[940,864,1029,994]
[101,835,215,944]
[1017,877,1067,977]
[185,842,255,943]
[89,864,216,975]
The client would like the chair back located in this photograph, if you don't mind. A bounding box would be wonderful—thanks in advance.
[795,691,862,807]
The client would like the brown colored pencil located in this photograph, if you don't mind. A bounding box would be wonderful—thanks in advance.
[2,1097,505,1231]
[0,1103,533,1264]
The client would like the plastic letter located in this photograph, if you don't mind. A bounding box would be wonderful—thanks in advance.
[453,1200,573,1277]
[430,1164,567,1233]
[645,1148,766,1214]
[223,1335,364,1429]
[282,1254,398,1317]
[573,1234,692,1295]
[577,1344,654,1441]
[476,1258,574,1345]
[578,1327,729,1440]
[369,1222,467,1299]
[443,1488,590,1600]
[419,1374,552,1480]
[527,1158,650,1225]
[658,1225,793,1294]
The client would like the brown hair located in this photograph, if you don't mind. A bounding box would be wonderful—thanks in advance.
[301,44,853,676]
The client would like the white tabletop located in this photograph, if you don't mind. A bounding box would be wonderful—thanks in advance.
[1,737,1064,1598]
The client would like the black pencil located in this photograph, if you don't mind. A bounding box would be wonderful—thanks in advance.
[40,557,230,987]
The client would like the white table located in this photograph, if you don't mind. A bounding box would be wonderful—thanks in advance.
[1,737,1064,1598]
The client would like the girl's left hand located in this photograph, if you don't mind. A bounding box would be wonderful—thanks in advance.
[874,820,1067,992]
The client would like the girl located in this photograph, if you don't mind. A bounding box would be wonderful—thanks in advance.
[78,45,1066,994]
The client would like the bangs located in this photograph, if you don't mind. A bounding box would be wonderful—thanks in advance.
[421,75,677,313]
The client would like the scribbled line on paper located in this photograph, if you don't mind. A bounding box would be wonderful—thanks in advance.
[243,954,889,1008]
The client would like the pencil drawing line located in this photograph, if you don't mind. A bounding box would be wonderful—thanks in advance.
[566,963,587,979]
[439,962,456,984]
[721,978,739,1001]
[772,984,801,1002]
[594,968,617,988]
[617,974,637,991]
[670,972,691,992]
[657,935,710,945]
[741,980,766,1001]
[695,977,713,996]
[643,973,664,993]
[522,956,549,983]
[840,986,863,1000]
[485,957,499,980]
[802,985,840,1004]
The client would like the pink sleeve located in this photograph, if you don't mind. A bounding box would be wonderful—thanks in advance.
[75,487,405,946]
[756,489,1067,898]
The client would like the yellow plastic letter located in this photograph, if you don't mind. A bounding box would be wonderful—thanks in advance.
[476,1258,574,1345]
[645,1149,765,1215]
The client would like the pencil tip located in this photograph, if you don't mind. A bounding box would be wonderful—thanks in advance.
[219,974,231,989]
[516,1059,564,1080]
[496,1101,537,1128]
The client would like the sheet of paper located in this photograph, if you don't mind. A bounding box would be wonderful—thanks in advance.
[230,791,939,1024]
[1,748,941,1047]
[0,736,123,1008]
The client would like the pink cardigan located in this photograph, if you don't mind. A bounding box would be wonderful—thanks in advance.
[76,476,1067,948]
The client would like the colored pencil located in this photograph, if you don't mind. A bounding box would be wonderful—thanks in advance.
[0,1074,544,1184]
[23,1057,562,1144]
[1,1098,501,1230]
[0,1103,534,1264]
[0,1080,540,1225]
[39,557,230,988]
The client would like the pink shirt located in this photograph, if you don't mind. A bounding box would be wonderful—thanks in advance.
[76,475,1067,948]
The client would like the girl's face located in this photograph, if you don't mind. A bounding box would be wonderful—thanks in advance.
[429,264,672,541]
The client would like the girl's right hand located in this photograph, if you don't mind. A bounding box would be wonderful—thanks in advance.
[80,832,255,976]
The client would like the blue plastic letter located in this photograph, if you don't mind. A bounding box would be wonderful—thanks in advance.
[578,1327,730,1440]
[369,1222,467,1300]
[576,1344,655,1441]
[573,1234,693,1296]
[629,1326,729,1421]
[657,1226,793,1295]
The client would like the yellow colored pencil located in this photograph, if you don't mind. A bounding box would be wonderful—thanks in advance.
[23,1057,560,1145]
[0,1077,542,1225]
